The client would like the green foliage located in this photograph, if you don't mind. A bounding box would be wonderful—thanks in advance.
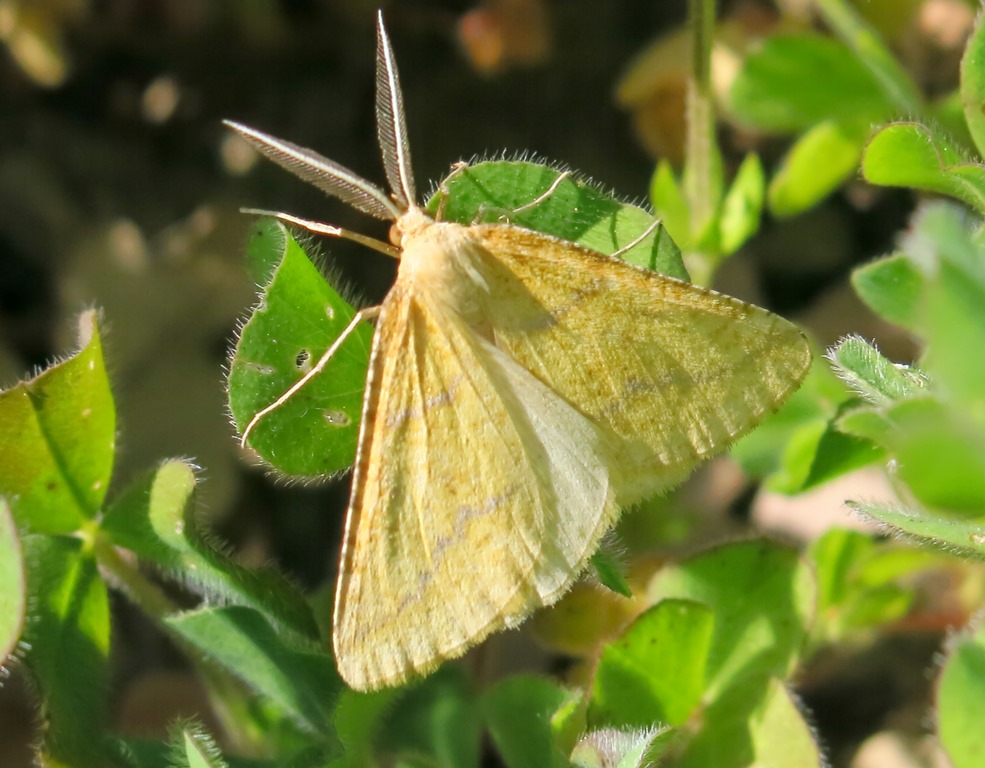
[862,122,985,211]
[0,498,25,661]
[22,533,111,767]
[0,309,115,533]
[851,253,923,330]
[767,119,868,217]
[808,528,931,645]
[721,0,973,220]
[484,676,580,768]
[570,727,670,768]
[166,721,228,768]
[938,620,985,767]
[102,459,319,640]
[729,33,896,132]
[228,218,373,478]
[826,204,985,519]
[591,600,714,727]
[0,312,331,765]
[650,151,766,275]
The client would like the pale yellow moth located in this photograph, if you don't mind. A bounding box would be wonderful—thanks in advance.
[226,13,811,692]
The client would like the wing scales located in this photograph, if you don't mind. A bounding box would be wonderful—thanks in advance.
[334,279,618,690]
[470,224,812,504]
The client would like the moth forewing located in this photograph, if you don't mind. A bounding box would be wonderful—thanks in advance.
[467,224,812,505]
[332,266,621,690]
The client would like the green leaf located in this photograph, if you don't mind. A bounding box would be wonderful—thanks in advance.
[728,34,894,133]
[809,530,920,642]
[801,422,884,491]
[810,528,875,611]
[167,721,229,768]
[719,153,765,253]
[836,406,893,445]
[102,459,319,640]
[332,687,403,766]
[244,214,292,286]
[938,620,985,767]
[429,160,688,280]
[826,336,928,406]
[228,219,373,478]
[570,727,670,768]
[166,606,339,734]
[813,0,922,114]
[851,253,925,330]
[107,738,173,768]
[484,676,580,768]
[905,201,985,285]
[768,120,868,218]
[23,533,111,768]
[647,540,814,697]
[732,355,847,488]
[649,160,689,249]
[848,500,985,557]
[883,398,985,512]
[0,498,25,661]
[0,310,115,533]
[101,458,197,565]
[768,418,828,494]
[673,676,821,768]
[905,205,985,411]
[590,599,713,728]
[930,90,976,152]
[590,546,632,598]
[862,122,985,212]
[960,7,985,160]
[380,667,481,768]
[833,583,913,636]
[744,678,823,767]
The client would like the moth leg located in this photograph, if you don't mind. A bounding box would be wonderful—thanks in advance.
[610,217,661,261]
[469,170,572,224]
[433,162,470,222]
[240,305,382,447]
[241,208,399,258]
[507,170,570,216]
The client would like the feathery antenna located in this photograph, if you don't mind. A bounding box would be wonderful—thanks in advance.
[375,12,417,209]
[223,120,401,221]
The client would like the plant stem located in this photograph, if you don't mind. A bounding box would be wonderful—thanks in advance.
[93,535,178,619]
[684,0,718,286]
[94,535,271,754]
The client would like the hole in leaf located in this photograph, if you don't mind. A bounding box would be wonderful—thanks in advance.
[323,409,351,427]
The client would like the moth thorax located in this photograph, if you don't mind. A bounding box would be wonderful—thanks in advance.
[392,207,433,248]
[397,220,488,321]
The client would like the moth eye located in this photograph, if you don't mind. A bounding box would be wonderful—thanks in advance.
[295,349,311,372]
[323,409,351,427]
[389,222,403,248]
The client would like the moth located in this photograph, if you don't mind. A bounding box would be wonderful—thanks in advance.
[226,13,811,692]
